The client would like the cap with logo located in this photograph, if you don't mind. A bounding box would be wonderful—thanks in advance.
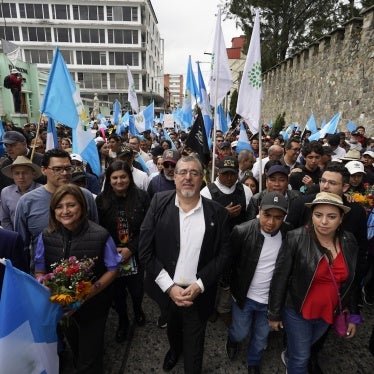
[0,131,26,144]
[162,149,180,164]
[117,146,133,158]
[260,191,288,214]
[217,156,239,173]
[345,160,366,175]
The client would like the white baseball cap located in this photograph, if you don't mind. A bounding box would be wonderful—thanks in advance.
[70,153,83,163]
[363,151,374,159]
[345,160,366,175]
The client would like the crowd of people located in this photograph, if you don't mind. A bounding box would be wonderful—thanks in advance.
[0,118,373,373]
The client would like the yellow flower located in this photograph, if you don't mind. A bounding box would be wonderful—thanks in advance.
[50,293,74,306]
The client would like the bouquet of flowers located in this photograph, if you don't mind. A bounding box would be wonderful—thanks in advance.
[40,256,97,309]
[349,183,374,212]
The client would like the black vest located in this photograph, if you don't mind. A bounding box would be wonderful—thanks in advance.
[42,219,109,279]
[207,182,247,230]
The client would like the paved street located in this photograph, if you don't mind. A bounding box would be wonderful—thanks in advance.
[61,294,374,373]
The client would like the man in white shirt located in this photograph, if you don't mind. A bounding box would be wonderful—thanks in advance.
[139,155,231,373]
[226,192,290,373]
[252,145,284,181]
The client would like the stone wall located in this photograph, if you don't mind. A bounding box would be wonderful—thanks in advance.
[262,6,374,133]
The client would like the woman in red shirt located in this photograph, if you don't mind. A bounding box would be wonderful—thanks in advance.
[268,192,361,373]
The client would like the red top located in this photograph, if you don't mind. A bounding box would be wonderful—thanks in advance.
[302,251,348,323]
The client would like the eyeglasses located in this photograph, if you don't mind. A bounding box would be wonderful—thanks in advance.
[163,162,175,168]
[290,147,301,152]
[47,166,74,174]
[175,169,201,177]
[319,178,341,186]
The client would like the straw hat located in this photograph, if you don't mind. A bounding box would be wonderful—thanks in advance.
[339,149,361,161]
[1,156,42,179]
[305,192,350,214]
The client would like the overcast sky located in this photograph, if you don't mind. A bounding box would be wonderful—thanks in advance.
[151,0,243,79]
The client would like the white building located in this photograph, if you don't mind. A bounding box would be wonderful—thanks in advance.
[0,0,164,110]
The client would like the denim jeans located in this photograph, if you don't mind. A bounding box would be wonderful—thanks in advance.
[283,306,329,374]
[228,298,270,366]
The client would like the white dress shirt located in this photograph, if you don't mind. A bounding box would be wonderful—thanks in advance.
[155,196,205,293]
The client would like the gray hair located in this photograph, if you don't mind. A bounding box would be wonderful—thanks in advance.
[175,155,203,174]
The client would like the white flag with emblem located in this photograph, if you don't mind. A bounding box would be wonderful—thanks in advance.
[127,65,139,113]
[236,10,262,134]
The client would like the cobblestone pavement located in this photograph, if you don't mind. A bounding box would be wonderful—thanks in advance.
[61,294,374,373]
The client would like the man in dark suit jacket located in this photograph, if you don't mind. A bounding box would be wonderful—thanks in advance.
[0,228,27,296]
[139,155,231,373]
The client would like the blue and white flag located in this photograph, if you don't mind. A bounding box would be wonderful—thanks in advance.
[209,8,232,107]
[280,123,295,141]
[0,260,62,374]
[113,100,121,126]
[127,65,139,113]
[41,47,100,177]
[182,56,198,129]
[236,10,262,134]
[134,102,154,133]
[217,104,228,134]
[305,113,318,134]
[46,117,58,151]
[197,61,213,146]
[346,120,356,133]
[162,128,177,151]
[308,113,341,141]
[236,123,253,153]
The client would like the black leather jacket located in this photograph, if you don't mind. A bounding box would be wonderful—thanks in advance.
[229,219,292,309]
[268,227,359,321]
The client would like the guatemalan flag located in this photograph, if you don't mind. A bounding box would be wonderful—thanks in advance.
[40,47,100,177]
[0,260,62,374]
[45,117,58,151]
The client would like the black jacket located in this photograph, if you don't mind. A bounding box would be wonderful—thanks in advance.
[96,187,150,257]
[138,190,231,320]
[268,227,359,321]
[229,219,291,309]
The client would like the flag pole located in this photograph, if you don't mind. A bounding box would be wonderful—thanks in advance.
[30,113,44,162]
[258,125,263,192]
[211,8,221,183]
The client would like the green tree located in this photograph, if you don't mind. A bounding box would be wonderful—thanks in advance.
[229,89,238,118]
[223,0,367,71]
[271,112,286,137]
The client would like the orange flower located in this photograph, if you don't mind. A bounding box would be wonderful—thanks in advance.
[50,294,74,306]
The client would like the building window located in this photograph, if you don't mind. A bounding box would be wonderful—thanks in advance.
[73,5,104,21]
[108,30,138,44]
[107,6,138,21]
[22,27,52,42]
[0,3,17,18]
[0,26,20,41]
[77,72,107,89]
[19,3,49,19]
[59,50,73,64]
[109,73,126,90]
[54,28,72,43]
[76,51,106,65]
[24,49,54,64]
[108,52,139,66]
[74,29,105,44]
[52,4,70,20]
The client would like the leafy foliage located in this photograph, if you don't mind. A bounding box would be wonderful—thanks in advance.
[223,0,369,71]
[229,89,238,118]
[271,112,286,136]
